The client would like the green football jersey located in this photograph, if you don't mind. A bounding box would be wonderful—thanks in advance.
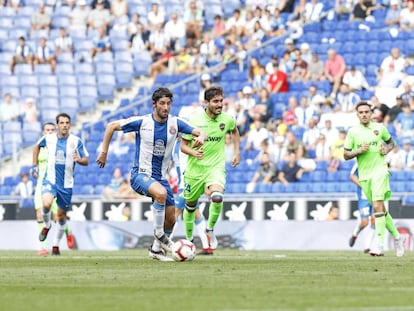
[344,122,391,181]
[183,110,235,177]
[37,147,49,181]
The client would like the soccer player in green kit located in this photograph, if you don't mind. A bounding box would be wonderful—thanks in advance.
[344,101,405,257]
[32,122,76,256]
[181,85,240,253]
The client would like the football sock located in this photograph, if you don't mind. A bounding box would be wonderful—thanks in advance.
[65,223,71,236]
[42,208,52,228]
[352,222,363,237]
[385,212,400,239]
[53,219,66,246]
[183,204,196,240]
[374,212,386,246]
[365,225,376,250]
[195,216,209,249]
[153,201,165,237]
[208,202,222,230]
[152,240,161,251]
[37,220,47,249]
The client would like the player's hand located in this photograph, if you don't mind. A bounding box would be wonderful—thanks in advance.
[358,143,370,155]
[231,152,240,167]
[30,165,38,179]
[73,150,80,163]
[193,147,203,160]
[193,132,207,148]
[96,152,108,168]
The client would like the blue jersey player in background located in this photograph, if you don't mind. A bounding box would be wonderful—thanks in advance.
[32,113,89,255]
[96,87,207,261]
[348,162,376,253]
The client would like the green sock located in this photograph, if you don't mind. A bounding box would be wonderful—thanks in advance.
[65,224,70,236]
[37,221,47,248]
[385,212,399,239]
[374,212,386,245]
[208,202,223,230]
[183,205,196,240]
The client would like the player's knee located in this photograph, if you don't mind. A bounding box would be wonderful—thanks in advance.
[211,191,223,203]
[185,202,197,213]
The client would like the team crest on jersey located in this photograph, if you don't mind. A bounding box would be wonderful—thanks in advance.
[373,130,379,135]
[219,123,225,131]
[169,126,177,135]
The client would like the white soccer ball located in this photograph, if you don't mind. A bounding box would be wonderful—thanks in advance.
[172,239,196,262]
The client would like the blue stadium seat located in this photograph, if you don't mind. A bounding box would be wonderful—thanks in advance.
[79,96,97,112]
[38,74,57,87]
[77,74,96,86]
[58,74,77,87]
[22,122,41,146]
[20,85,39,98]
[59,86,78,98]
[56,63,74,75]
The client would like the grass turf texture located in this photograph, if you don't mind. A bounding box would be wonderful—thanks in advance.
[0,250,413,311]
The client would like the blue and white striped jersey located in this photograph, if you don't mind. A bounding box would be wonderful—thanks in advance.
[37,133,89,189]
[121,114,194,180]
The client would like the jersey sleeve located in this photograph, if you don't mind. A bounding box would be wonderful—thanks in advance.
[37,135,47,148]
[120,116,142,133]
[344,129,354,150]
[380,124,391,142]
[177,117,195,135]
[77,138,89,158]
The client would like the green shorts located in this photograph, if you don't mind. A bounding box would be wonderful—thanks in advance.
[184,166,226,202]
[360,171,391,204]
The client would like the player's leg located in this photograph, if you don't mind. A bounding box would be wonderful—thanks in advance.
[349,201,371,248]
[51,189,72,255]
[34,185,48,255]
[171,189,186,239]
[364,213,376,253]
[39,181,57,242]
[195,208,212,255]
[183,176,204,242]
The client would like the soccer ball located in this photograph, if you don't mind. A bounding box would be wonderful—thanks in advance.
[172,239,196,262]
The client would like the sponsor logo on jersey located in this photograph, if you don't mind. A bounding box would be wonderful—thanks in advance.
[169,126,177,135]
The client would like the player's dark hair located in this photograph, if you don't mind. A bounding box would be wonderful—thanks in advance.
[42,122,55,131]
[355,101,371,111]
[152,87,173,104]
[204,85,224,101]
[56,113,71,123]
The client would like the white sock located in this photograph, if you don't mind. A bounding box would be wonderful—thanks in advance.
[53,220,66,247]
[152,202,165,237]
[152,239,161,251]
[365,226,376,250]
[195,216,209,249]
[42,208,52,228]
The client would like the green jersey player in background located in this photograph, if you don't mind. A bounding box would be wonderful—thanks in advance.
[344,101,404,257]
[182,85,240,252]
[32,122,76,256]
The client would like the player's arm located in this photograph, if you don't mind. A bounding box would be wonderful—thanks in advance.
[181,137,203,160]
[190,128,207,147]
[349,172,361,187]
[230,126,241,167]
[380,137,394,156]
[73,152,89,166]
[344,146,368,160]
[96,120,123,168]
[31,143,41,178]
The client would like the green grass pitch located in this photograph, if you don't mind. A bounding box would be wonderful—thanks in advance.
[0,250,413,311]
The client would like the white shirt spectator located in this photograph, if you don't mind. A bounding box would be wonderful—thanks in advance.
[304,0,324,22]
[342,67,370,91]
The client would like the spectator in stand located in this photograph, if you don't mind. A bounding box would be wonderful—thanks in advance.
[385,0,402,29]
[199,32,217,67]
[127,13,149,44]
[300,42,312,64]
[399,138,414,169]
[326,204,339,220]
[279,0,296,13]
[303,0,325,23]
[129,23,149,53]
[302,116,321,154]
[267,62,288,93]
[306,52,325,81]
[325,48,346,99]
[90,0,110,9]
[248,151,278,185]
[321,119,339,149]
[306,84,326,114]
[12,173,34,208]
[384,95,403,126]
[270,7,286,37]
[279,50,294,78]
[290,48,308,82]
[148,23,170,62]
[296,144,316,172]
[254,87,273,123]
[22,98,39,123]
[350,0,380,22]
[212,14,226,39]
[277,151,308,186]
[397,81,414,105]
[270,134,286,163]
[342,66,371,91]
[54,27,73,56]
[335,0,355,20]
[314,133,331,162]
[386,143,405,171]
[33,37,56,73]
[283,96,300,129]
[378,47,408,88]
[87,0,111,32]
[147,2,165,32]
[297,95,317,127]
[243,9,256,36]
[183,0,203,46]
[248,57,263,87]
[244,119,270,151]
[31,2,51,36]
[0,93,22,122]
[334,83,361,113]
[224,132,235,163]
[393,102,414,138]
[91,26,111,58]
[69,0,90,32]
[370,95,390,123]
[399,0,414,30]
[225,8,246,38]
[10,36,33,74]
[283,130,306,159]
[110,0,128,28]
[327,129,346,172]
[238,86,256,122]
[102,167,124,199]
[245,20,266,49]
[198,73,212,103]
[164,12,187,53]
[169,47,192,74]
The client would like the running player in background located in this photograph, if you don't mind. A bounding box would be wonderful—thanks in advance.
[344,101,404,257]
[96,87,207,261]
[182,85,240,250]
[348,162,376,253]
[33,113,89,255]
[171,138,212,255]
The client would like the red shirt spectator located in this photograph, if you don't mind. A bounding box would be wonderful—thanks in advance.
[267,63,288,93]
[324,48,346,97]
